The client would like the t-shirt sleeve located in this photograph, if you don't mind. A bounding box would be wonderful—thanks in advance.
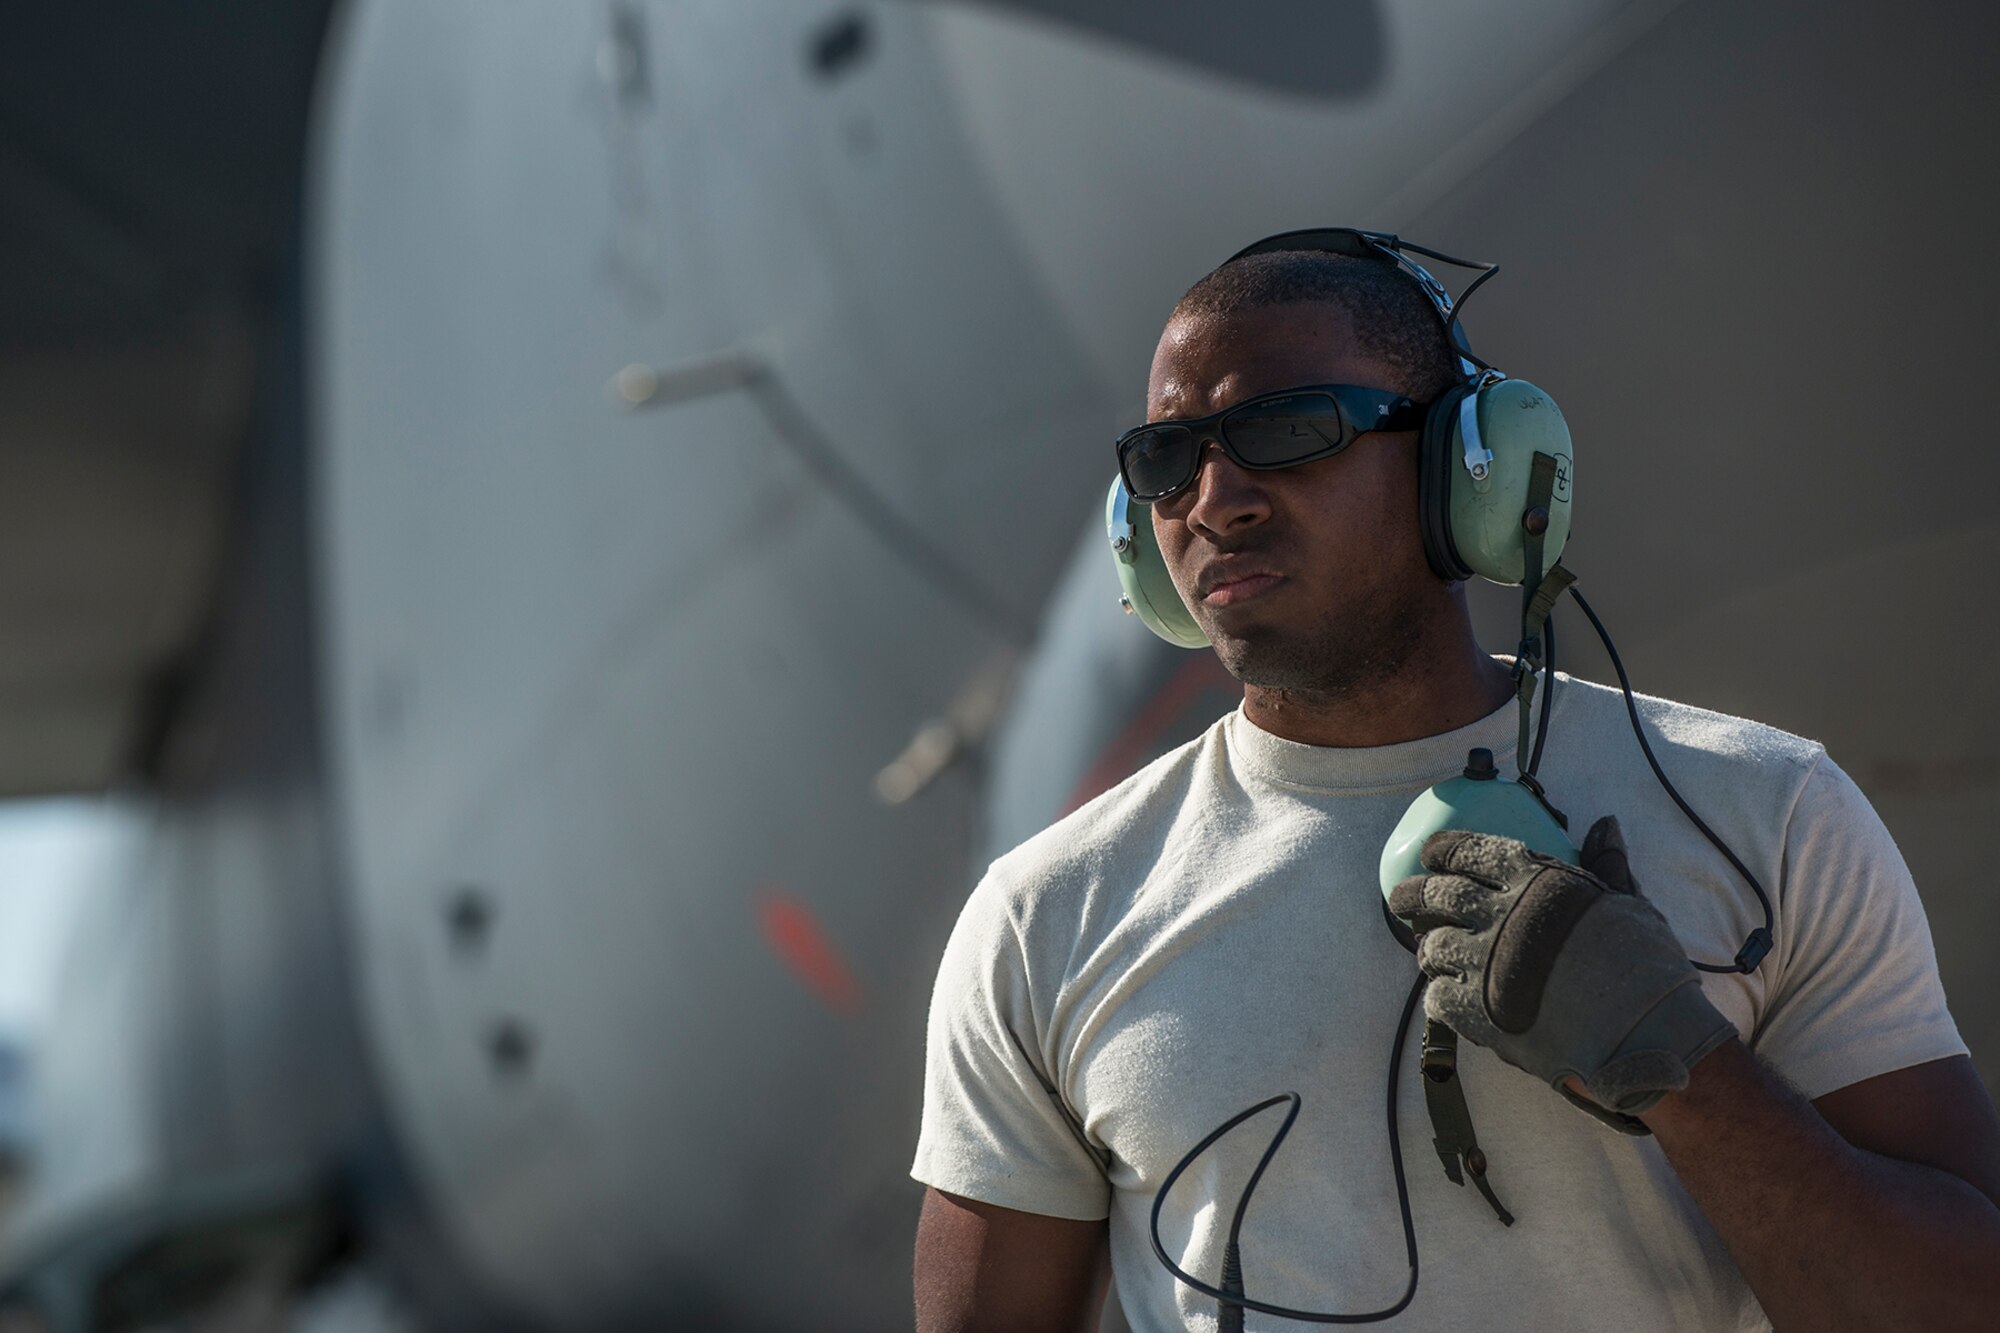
[1751,752,1967,1100]
[910,870,1112,1220]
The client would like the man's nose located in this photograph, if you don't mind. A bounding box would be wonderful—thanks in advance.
[1180,438,1271,536]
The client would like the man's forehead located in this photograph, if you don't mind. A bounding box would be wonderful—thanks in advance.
[1145,305,1391,421]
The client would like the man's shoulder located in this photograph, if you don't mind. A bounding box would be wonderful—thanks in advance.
[1556,672,1826,790]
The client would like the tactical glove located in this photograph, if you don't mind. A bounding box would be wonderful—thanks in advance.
[1387,816,1737,1117]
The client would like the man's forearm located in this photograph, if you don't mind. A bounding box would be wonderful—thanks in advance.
[1642,1040,2000,1331]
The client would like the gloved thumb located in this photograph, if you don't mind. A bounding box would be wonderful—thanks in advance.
[1581,815,1640,895]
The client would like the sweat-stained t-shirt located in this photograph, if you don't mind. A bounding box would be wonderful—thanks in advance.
[912,671,1966,1332]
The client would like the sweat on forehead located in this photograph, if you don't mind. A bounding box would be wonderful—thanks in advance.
[1166,249,1462,404]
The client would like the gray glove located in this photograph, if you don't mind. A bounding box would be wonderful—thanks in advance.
[1387,816,1736,1117]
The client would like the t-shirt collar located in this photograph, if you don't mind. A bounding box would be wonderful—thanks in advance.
[1225,694,1521,796]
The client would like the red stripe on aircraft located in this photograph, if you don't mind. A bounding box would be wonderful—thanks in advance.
[758,890,864,1015]
[1060,655,1239,816]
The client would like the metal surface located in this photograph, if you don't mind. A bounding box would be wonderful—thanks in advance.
[1,0,1995,1328]
[311,3,1644,1325]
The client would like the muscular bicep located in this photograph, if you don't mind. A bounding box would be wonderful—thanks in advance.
[914,1188,1111,1333]
[1814,1055,2000,1206]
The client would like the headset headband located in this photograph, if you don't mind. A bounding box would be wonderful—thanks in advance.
[1225,227,1499,379]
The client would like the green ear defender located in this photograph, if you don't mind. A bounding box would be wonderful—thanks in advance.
[1106,477,1208,648]
[1417,376,1572,585]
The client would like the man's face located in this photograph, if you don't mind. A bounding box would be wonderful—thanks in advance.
[1146,304,1445,697]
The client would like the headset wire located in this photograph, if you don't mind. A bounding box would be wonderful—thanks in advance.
[1526,613,1556,779]
[1148,976,1426,1327]
[1566,586,1775,973]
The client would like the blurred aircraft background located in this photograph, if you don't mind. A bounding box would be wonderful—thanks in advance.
[0,0,1995,1328]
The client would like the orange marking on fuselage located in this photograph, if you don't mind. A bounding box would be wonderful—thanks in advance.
[758,890,864,1015]
[1061,654,1239,816]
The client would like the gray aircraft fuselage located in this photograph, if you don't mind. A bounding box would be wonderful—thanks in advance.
[7,2,1997,1330]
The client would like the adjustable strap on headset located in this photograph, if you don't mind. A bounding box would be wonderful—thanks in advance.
[1420,1019,1514,1226]
[1512,451,1574,804]
[1512,562,1574,774]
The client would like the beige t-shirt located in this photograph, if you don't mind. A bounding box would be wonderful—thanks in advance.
[912,672,1966,1332]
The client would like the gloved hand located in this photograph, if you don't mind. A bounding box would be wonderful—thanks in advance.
[1387,816,1737,1117]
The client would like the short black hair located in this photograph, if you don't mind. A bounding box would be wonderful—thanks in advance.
[1171,250,1465,402]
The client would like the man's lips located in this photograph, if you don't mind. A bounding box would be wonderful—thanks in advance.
[1200,571,1285,607]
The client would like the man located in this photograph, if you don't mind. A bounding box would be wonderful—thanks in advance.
[910,243,2000,1330]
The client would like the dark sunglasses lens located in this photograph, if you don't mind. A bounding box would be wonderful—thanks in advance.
[1122,425,1197,498]
[1223,393,1350,466]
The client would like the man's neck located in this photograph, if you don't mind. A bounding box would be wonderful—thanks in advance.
[1240,636,1515,749]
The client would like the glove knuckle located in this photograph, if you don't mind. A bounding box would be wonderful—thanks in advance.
[1386,874,1429,917]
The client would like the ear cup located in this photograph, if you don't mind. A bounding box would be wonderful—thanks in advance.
[1417,378,1574,586]
[1446,379,1573,585]
[1105,476,1209,648]
[1418,383,1477,581]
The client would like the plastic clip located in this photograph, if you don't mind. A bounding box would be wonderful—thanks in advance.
[1734,928,1774,973]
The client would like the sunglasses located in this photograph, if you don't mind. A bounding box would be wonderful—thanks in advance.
[1115,383,1428,503]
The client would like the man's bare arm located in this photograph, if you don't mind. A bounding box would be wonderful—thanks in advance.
[1641,1044,2000,1331]
[914,1187,1111,1333]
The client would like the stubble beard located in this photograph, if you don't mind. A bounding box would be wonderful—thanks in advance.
[1204,581,1436,705]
